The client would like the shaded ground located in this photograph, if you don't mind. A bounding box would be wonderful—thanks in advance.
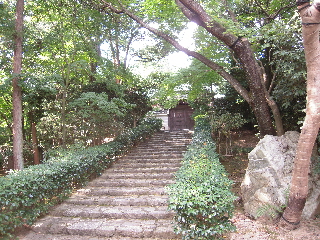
[218,130,320,240]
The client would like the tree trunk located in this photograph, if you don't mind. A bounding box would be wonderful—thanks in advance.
[61,88,67,149]
[12,0,25,170]
[61,55,72,148]
[176,0,276,136]
[31,122,40,165]
[260,67,285,136]
[89,42,101,82]
[281,1,320,228]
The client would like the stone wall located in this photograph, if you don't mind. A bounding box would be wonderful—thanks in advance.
[241,131,320,219]
[153,112,169,130]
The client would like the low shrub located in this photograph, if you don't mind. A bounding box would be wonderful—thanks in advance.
[167,116,236,239]
[0,118,162,237]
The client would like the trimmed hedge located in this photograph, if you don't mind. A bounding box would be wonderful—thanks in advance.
[0,118,162,237]
[167,117,236,239]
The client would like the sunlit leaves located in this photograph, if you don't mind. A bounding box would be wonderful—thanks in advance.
[140,0,184,25]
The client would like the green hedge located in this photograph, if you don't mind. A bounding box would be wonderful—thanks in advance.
[167,117,236,239]
[0,118,162,237]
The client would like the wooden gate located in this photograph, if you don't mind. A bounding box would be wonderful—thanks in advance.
[168,103,194,131]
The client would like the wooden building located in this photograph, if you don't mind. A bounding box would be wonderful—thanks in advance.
[168,102,195,131]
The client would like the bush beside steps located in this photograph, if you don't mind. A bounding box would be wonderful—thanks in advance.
[167,116,236,239]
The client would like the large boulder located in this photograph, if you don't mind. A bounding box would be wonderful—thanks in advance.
[241,131,320,219]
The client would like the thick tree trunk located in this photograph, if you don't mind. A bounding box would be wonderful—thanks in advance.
[234,39,276,136]
[176,0,276,136]
[12,0,25,170]
[281,1,320,228]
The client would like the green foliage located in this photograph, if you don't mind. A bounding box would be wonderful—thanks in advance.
[32,77,153,148]
[151,60,224,110]
[167,117,236,239]
[0,118,162,237]
[0,1,15,75]
[69,91,131,141]
[138,0,185,32]
[189,0,304,131]
[210,112,247,135]
[256,188,289,219]
[0,84,12,146]
[256,203,286,219]
[208,103,248,155]
[250,14,306,131]
[122,88,153,127]
[134,40,175,62]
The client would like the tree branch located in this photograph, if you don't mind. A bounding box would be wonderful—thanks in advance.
[175,0,202,25]
[100,0,124,14]
[176,0,237,47]
[258,61,284,135]
[103,1,250,103]
[268,4,296,21]
[254,0,270,17]
[222,0,238,22]
[254,0,296,23]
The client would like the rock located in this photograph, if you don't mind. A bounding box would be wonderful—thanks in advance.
[241,131,320,219]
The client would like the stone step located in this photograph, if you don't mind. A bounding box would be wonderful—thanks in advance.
[140,142,188,146]
[136,142,189,146]
[65,195,169,206]
[137,138,181,142]
[112,162,181,169]
[27,217,179,239]
[137,140,190,145]
[134,147,187,151]
[146,138,190,142]
[128,150,186,155]
[129,151,186,155]
[77,186,167,196]
[51,204,174,219]
[121,154,183,160]
[87,179,174,188]
[99,172,175,180]
[138,139,189,142]
[19,232,180,240]
[117,158,181,163]
[109,167,180,174]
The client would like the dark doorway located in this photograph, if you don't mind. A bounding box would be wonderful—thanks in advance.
[168,103,194,131]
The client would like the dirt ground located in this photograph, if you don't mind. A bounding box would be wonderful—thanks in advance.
[218,130,320,240]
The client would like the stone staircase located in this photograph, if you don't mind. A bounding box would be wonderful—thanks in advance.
[18,131,192,240]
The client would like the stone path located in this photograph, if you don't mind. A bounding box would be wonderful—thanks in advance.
[18,131,192,240]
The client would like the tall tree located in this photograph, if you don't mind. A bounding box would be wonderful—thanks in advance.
[12,0,25,170]
[100,0,293,136]
[281,0,320,228]
[25,0,108,147]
